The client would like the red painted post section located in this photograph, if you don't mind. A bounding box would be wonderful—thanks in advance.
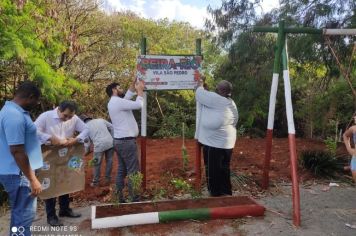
[195,141,201,191]
[262,129,273,189]
[141,137,147,190]
[288,134,301,226]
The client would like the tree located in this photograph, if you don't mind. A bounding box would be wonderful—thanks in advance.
[0,0,80,106]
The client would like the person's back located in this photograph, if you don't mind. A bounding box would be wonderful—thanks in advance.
[195,79,238,197]
[86,118,113,152]
[196,86,238,149]
[107,94,140,139]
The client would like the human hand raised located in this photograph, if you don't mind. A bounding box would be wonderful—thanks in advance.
[135,80,145,96]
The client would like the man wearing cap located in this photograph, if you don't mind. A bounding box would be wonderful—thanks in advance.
[80,115,114,187]
[195,79,239,197]
[106,78,144,202]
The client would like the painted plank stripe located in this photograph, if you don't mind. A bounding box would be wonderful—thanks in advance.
[159,208,210,222]
[210,205,265,219]
[92,212,159,229]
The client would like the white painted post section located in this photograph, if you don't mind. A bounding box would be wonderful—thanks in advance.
[141,92,147,136]
[283,70,296,134]
[323,29,356,35]
[282,43,295,134]
[267,73,280,130]
[92,212,159,229]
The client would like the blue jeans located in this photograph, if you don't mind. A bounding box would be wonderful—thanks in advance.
[0,174,37,236]
[92,148,114,184]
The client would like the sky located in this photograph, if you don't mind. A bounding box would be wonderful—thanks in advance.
[102,0,280,29]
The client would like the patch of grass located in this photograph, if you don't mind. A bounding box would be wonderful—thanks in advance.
[152,187,167,201]
[171,178,191,192]
[128,172,143,201]
[171,178,202,199]
[299,150,348,178]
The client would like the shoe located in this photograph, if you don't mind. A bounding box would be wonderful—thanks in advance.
[104,178,111,185]
[115,190,126,203]
[47,217,63,226]
[90,182,99,187]
[59,208,81,218]
[131,196,140,202]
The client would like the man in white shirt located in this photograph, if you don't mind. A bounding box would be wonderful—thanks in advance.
[80,115,114,187]
[106,78,144,202]
[35,101,89,226]
[195,80,238,197]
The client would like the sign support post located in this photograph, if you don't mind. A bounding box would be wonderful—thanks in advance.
[140,37,147,190]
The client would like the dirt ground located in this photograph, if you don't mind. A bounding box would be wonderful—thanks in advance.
[1,137,356,235]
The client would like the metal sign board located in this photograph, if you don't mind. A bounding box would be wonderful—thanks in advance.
[136,55,202,90]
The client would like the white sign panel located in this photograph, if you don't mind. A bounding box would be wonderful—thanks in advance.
[136,55,202,90]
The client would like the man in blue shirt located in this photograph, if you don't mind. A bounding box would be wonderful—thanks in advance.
[0,81,43,236]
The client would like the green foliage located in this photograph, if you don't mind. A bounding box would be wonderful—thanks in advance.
[207,0,355,138]
[324,137,337,156]
[128,172,143,198]
[171,178,201,199]
[299,150,346,178]
[182,147,189,171]
[152,187,167,201]
[171,178,192,193]
[0,0,80,103]
[150,91,196,138]
[237,125,246,137]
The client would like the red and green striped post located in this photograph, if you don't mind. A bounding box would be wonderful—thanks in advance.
[254,22,355,227]
[262,21,285,190]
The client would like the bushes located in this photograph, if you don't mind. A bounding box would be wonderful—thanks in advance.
[299,150,348,178]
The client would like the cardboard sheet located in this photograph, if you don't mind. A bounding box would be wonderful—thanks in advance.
[37,144,85,199]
